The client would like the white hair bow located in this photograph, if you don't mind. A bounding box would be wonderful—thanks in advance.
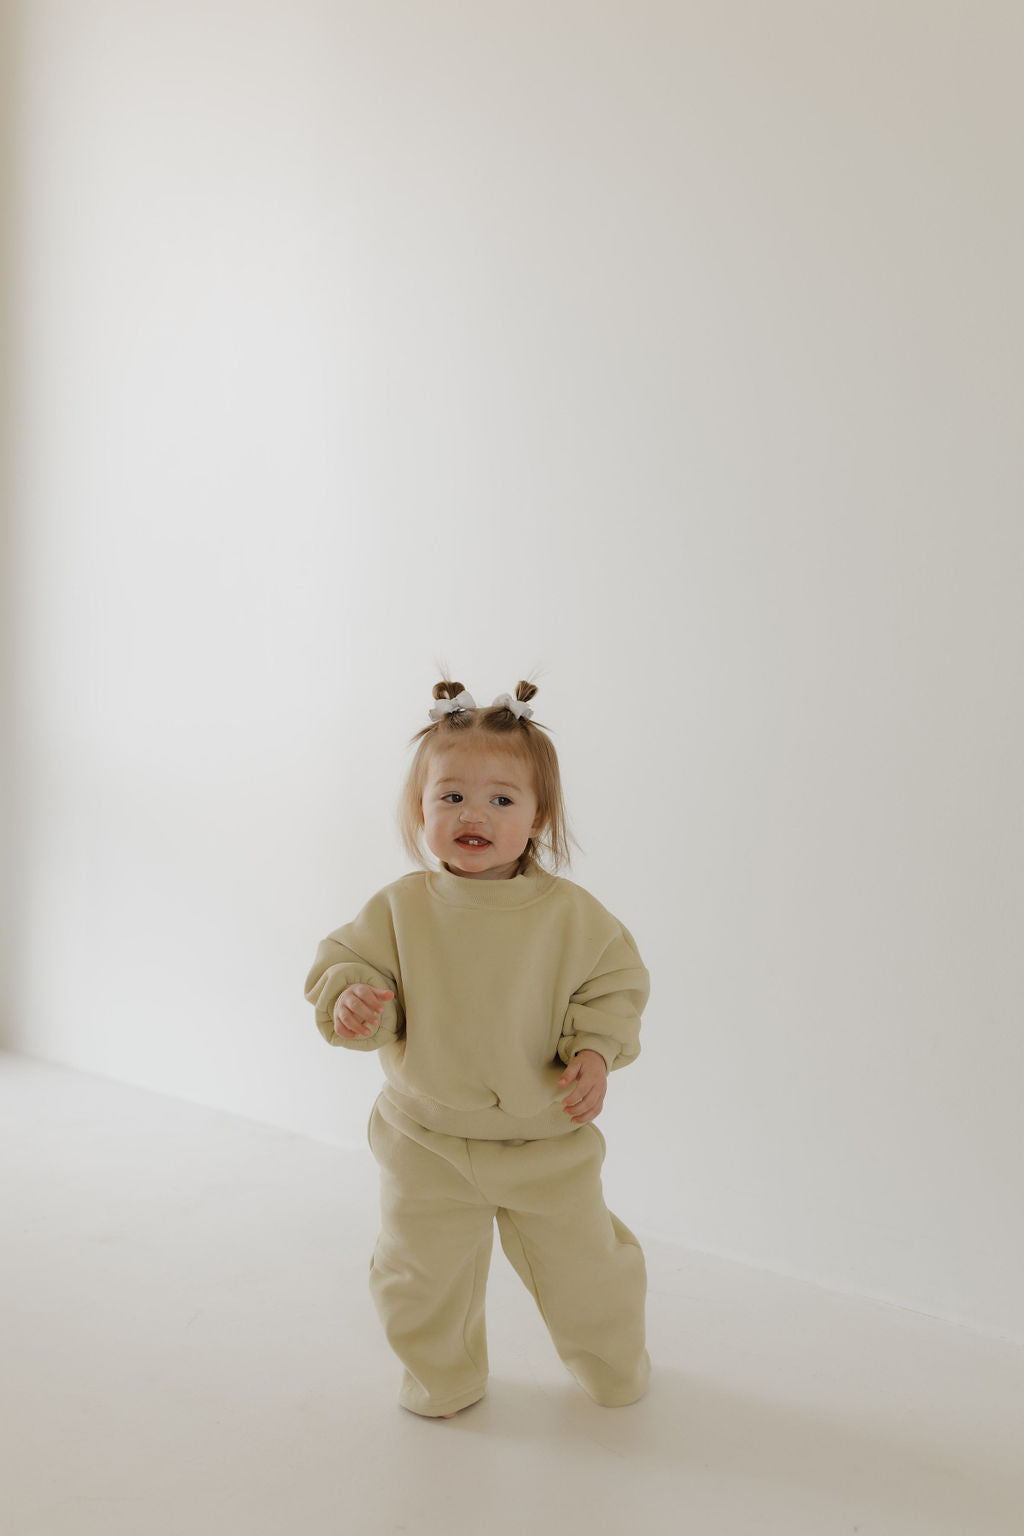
[427,689,534,722]
[428,689,477,721]
[490,692,534,720]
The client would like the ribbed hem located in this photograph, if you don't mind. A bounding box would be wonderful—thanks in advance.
[580,1351,652,1407]
[379,1085,577,1141]
[399,1381,487,1418]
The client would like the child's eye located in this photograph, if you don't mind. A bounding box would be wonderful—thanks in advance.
[441,793,513,806]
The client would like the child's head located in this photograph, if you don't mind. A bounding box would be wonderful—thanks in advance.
[399,674,578,877]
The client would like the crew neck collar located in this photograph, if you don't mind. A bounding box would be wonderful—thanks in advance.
[426,862,557,908]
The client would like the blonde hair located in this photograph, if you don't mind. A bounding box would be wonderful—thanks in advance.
[398,672,582,875]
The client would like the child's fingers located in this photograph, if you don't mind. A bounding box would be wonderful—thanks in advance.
[334,995,383,1036]
[336,985,394,1034]
[335,1012,369,1038]
[563,1080,606,1117]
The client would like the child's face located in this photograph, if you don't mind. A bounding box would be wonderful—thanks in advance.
[422,746,542,880]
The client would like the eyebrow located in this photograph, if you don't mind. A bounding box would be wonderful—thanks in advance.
[436,778,523,791]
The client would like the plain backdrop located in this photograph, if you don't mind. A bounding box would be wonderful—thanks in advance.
[3,0,1022,1344]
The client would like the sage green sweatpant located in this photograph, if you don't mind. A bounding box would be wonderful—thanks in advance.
[366,1093,651,1418]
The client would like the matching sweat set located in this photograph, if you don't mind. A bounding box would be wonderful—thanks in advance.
[303,861,652,1418]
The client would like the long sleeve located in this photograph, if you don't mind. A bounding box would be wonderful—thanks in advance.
[556,922,650,1074]
[303,889,405,1051]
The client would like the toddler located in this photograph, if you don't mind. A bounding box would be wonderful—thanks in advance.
[303,676,652,1419]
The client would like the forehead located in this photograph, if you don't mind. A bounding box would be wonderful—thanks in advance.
[428,749,531,791]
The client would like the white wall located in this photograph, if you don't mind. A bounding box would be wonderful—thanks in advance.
[6,0,1023,1343]
[1,0,16,1040]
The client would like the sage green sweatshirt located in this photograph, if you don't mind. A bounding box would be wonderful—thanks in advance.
[303,861,650,1141]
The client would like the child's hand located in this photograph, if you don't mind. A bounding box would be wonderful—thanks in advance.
[333,985,394,1039]
[558,1050,608,1124]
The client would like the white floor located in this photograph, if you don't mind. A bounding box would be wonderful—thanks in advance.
[2,1052,1022,1536]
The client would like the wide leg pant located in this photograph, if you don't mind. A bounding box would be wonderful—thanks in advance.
[366,1094,651,1418]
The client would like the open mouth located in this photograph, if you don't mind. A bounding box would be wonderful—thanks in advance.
[455,837,491,847]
